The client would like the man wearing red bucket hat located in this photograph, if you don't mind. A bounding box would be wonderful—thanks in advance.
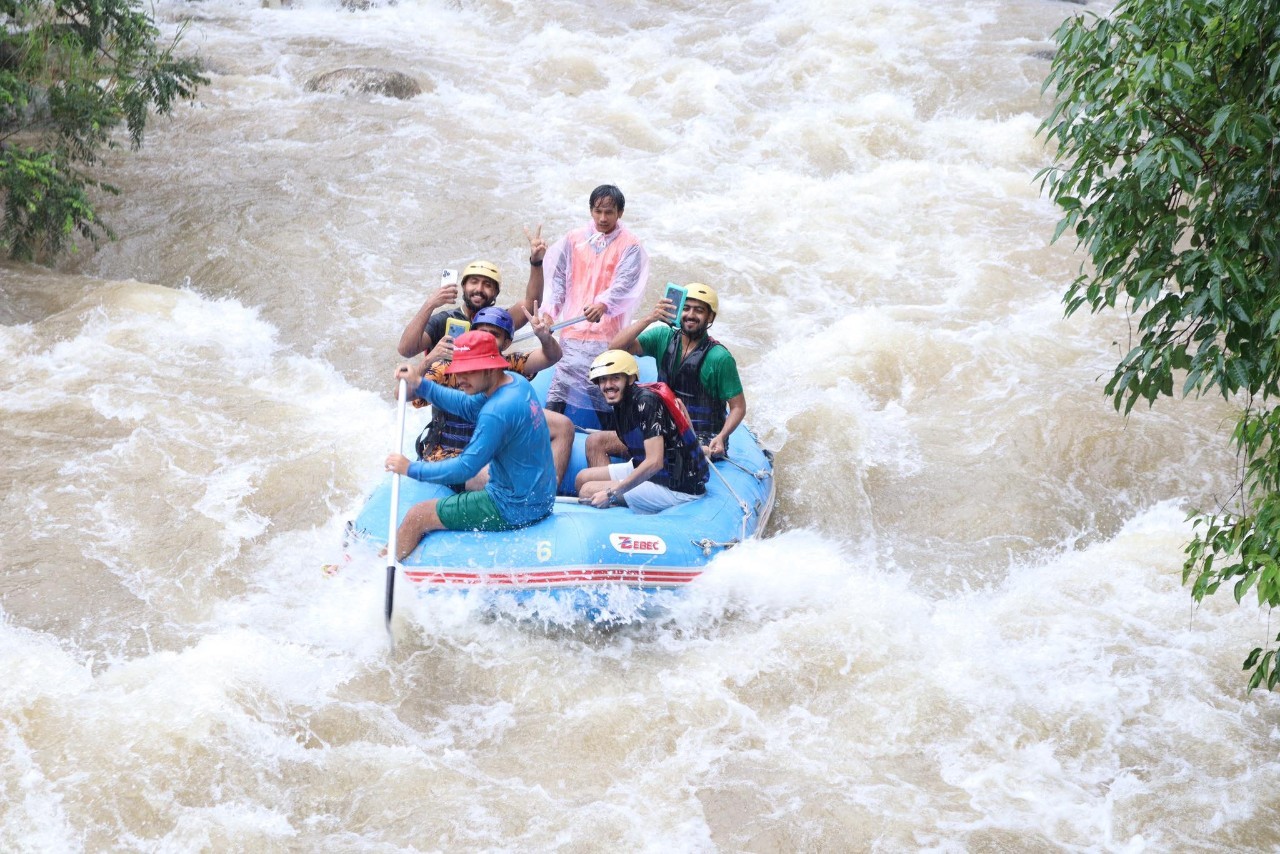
[384,330,557,560]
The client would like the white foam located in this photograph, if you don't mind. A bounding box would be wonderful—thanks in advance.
[0,0,1271,847]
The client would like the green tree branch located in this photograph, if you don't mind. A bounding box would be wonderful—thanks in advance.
[0,0,205,261]
[1040,0,1280,690]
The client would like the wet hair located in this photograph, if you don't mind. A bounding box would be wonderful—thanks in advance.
[589,185,625,213]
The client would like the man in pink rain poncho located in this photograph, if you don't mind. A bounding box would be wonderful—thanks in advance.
[543,184,649,429]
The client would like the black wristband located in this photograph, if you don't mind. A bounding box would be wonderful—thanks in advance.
[529,259,543,267]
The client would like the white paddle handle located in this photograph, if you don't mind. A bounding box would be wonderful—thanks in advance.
[387,378,409,559]
[384,378,409,645]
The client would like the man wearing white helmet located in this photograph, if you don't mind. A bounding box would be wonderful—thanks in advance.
[396,225,548,359]
[608,282,745,458]
[575,349,708,514]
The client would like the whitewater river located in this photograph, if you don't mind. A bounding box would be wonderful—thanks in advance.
[3,0,1278,849]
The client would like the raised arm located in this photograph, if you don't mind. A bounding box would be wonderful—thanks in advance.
[397,282,460,358]
[521,306,564,375]
[609,297,676,354]
[510,224,547,330]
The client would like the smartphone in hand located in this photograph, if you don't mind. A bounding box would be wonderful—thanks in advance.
[444,318,470,340]
[441,269,459,294]
[663,283,687,327]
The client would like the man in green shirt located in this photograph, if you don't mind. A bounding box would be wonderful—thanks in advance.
[601,282,746,461]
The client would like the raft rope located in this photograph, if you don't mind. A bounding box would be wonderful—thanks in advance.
[693,537,744,556]
[716,454,771,481]
[706,455,751,542]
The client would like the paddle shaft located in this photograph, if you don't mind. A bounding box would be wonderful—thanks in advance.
[384,378,409,644]
[509,313,588,344]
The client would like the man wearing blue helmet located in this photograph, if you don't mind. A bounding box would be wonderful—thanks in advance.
[408,304,574,491]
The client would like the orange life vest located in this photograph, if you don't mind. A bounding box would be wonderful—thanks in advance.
[559,225,643,344]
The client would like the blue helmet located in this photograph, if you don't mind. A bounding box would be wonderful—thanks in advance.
[471,306,514,338]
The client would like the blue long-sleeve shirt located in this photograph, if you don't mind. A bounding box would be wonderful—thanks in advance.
[406,372,556,526]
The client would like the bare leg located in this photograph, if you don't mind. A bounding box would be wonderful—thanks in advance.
[464,465,490,492]
[578,479,619,503]
[575,463,616,495]
[545,409,574,488]
[394,499,445,561]
[585,430,626,467]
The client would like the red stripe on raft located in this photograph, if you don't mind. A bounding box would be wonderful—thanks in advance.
[400,566,703,588]
[399,575,702,586]
[401,570,701,582]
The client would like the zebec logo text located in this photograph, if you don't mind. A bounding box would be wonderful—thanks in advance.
[609,533,668,555]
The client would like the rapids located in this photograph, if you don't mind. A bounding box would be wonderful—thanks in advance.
[3,0,1278,849]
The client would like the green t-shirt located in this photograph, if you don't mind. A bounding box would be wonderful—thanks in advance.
[636,323,743,402]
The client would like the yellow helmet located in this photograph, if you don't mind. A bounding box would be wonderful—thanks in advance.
[588,349,639,382]
[684,282,718,314]
[462,260,502,289]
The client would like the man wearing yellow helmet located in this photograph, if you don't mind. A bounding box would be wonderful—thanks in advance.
[395,225,548,359]
[608,282,746,458]
[574,350,708,513]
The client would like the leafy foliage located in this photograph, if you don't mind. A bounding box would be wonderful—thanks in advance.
[1040,0,1280,690]
[0,0,205,261]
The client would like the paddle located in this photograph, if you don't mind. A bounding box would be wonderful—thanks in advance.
[509,313,588,344]
[384,377,409,646]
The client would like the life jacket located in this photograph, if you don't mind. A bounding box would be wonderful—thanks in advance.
[659,332,727,445]
[614,382,708,495]
[558,225,643,344]
[416,405,474,461]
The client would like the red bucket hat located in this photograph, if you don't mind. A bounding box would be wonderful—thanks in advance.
[446,329,509,374]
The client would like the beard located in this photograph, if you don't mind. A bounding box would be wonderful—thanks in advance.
[681,318,708,337]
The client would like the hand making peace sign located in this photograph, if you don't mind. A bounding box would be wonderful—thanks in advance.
[524,224,546,265]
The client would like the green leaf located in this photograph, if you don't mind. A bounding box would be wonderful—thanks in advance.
[1039,0,1280,692]
[0,0,206,262]
[1244,647,1264,669]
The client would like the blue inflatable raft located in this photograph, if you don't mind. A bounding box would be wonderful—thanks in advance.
[351,358,775,603]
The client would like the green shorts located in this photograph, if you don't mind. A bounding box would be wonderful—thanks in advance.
[436,489,519,532]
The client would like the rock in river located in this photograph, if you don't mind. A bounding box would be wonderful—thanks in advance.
[304,67,423,100]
